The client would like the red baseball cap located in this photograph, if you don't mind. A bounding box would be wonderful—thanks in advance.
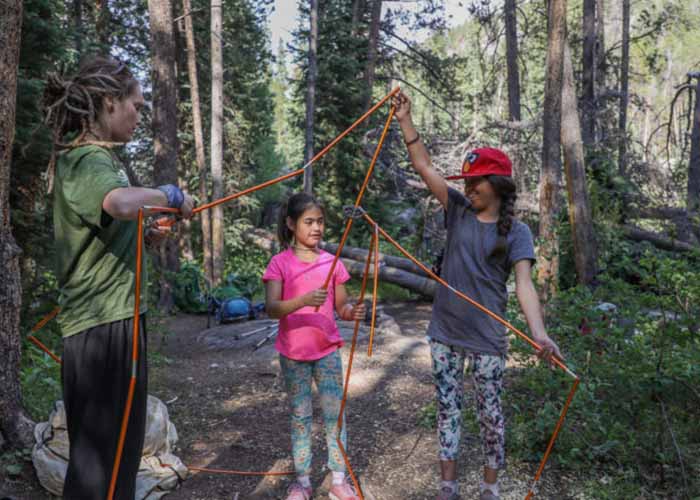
[446,147,512,180]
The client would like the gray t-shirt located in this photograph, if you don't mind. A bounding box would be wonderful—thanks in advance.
[426,187,536,355]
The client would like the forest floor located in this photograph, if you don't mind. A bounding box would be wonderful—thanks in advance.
[2,300,588,500]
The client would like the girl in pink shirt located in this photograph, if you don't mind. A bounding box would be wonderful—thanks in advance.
[263,192,365,500]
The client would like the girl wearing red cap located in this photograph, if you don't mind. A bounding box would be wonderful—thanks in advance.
[392,91,563,500]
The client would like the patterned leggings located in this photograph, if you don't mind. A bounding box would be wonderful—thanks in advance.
[430,339,506,469]
[280,350,347,476]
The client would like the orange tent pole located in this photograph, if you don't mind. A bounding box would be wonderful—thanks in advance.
[107,208,145,500]
[336,230,377,500]
[357,212,580,499]
[361,212,577,379]
[367,223,380,357]
[317,106,396,312]
[27,306,62,363]
[145,88,401,220]
[27,336,62,364]
[525,378,580,499]
[183,466,294,476]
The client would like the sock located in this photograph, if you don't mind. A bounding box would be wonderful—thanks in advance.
[332,471,345,485]
[481,480,499,496]
[441,480,458,494]
[298,475,311,488]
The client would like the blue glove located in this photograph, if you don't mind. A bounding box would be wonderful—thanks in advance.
[156,184,185,209]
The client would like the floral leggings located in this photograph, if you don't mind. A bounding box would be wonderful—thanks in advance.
[430,338,506,469]
[280,350,347,476]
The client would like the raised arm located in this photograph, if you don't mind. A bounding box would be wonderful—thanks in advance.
[392,91,449,209]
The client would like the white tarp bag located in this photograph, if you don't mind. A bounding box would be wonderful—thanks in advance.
[32,395,189,499]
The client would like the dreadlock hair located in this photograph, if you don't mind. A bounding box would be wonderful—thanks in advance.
[486,175,517,258]
[42,55,139,191]
[277,192,325,250]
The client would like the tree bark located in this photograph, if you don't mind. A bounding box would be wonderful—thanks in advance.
[687,77,700,213]
[340,258,437,298]
[504,0,521,121]
[0,0,34,449]
[364,0,382,110]
[351,0,364,36]
[595,0,607,143]
[618,0,630,177]
[96,0,111,50]
[149,0,180,310]
[537,0,567,301]
[182,0,213,284]
[303,0,319,194]
[73,0,83,54]
[581,0,596,148]
[210,0,224,285]
[562,43,598,285]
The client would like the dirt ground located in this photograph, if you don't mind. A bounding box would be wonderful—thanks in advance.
[150,301,581,500]
[1,300,584,500]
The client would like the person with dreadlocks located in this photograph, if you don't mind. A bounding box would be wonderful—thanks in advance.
[43,55,193,499]
[391,91,564,500]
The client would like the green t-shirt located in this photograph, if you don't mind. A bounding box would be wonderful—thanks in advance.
[53,145,147,337]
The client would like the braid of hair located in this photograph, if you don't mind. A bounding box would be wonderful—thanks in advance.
[488,175,517,258]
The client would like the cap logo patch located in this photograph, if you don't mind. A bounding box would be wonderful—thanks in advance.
[464,151,479,171]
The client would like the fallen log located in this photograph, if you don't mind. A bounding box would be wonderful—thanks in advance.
[320,241,431,278]
[339,258,437,298]
[635,207,695,220]
[242,228,276,252]
[241,230,438,295]
[622,225,699,253]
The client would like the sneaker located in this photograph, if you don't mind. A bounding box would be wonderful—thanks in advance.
[435,486,460,500]
[479,488,500,500]
[285,482,312,500]
[328,479,360,500]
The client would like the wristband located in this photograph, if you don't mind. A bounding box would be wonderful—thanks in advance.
[156,184,185,209]
[405,133,420,147]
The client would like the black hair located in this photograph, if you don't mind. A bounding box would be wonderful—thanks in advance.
[277,192,325,249]
[486,175,517,258]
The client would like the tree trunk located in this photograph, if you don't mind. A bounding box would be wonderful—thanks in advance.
[581,0,596,148]
[73,0,83,54]
[149,0,180,311]
[504,0,521,121]
[96,0,111,50]
[0,0,34,449]
[595,0,607,143]
[562,43,598,285]
[178,177,194,260]
[182,0,213,284]
[618,0,630,177]
[687,77,700,213]
[210,0,224,285]
[351,0,364,36]
[537,0,567,301]
[340,258,437,298]
[173,21,193,261]
[320,241,431,278]
[303,0,319,194]
[364,0,382,110]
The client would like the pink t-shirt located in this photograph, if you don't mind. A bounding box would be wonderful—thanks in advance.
[262,248,351,361]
